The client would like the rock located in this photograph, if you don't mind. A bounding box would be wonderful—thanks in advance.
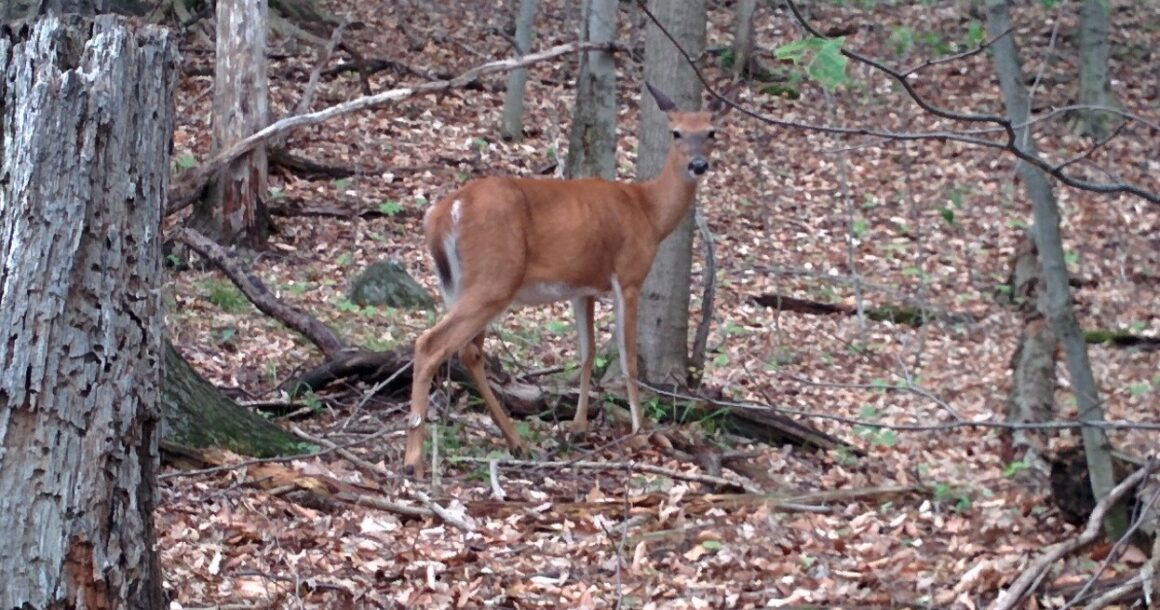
[347,259,435,310]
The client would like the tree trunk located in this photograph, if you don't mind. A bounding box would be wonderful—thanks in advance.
[565,0,618,180]
[0,15,174,608]
[194,0,271,247]
[1074,0,1116,138]
[636,0,705,386]
[500,0,538,142]
[730,0,757,80]
[986,0,1125,537]
[1004,232,1057,473]
[162,337,305,457]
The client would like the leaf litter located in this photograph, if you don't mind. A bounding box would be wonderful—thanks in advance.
[160,0,1159,608]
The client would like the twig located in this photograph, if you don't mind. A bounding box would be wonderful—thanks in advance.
[631,0,1160,203]
[453,457,762,494]
[167,40,625,214]
[988,461,1157,610]
[1081,574,1143,610]
[688,208,716,388]
[292,426,475,532]
[488,459,506,500]
[157,428,393,481]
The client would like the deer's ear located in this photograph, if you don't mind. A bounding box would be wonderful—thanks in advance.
[645,82,677,112]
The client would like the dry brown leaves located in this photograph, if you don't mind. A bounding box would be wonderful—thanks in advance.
[161,0,1159,608]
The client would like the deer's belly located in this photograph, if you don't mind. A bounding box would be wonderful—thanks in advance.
[514,282,603,306]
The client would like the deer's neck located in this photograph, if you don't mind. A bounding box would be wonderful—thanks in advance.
[641,147,698,238]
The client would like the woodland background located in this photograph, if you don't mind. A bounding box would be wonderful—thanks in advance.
[0,0,1158,608]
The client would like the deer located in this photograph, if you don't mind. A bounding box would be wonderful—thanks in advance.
[403,82,727,476]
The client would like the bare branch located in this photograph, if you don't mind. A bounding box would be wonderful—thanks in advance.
[167,40,624,214]
[173,227,348,359]
[987,461,1157,610]
[630,0,1159,203]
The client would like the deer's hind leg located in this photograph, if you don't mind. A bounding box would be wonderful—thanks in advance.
[459,331,527,454]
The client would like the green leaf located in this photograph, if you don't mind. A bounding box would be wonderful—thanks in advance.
[379,200,404,216]
[175,153,198,170]
[966,21,984,47]
[810,38,849,90]
[1129,382,1150,397]
[334,177,352,190]
[701,540,723,551]
[852,218,869,238]
[889,26,914,56]
[774,36,849,91]
[939,207,955,225]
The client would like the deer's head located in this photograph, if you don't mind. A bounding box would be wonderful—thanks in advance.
[646,81,730,182]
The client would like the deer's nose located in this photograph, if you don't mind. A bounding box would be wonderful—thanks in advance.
[689,158,709,175]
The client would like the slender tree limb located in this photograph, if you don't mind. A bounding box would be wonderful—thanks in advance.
[453,456,763,494]
[987,461,1156,610]
[631,0,1159,203]
[167,40,624,215]
[173,227,348,359]
[688,209,716,388]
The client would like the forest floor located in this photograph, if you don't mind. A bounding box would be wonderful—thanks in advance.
[159,0,1159,608]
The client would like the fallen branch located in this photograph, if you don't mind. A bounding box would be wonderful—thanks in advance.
[174,227,347,359]
[167,40,623,215]
[988,460,1156,610]
[293,426,475,532]
[453,456,763,494]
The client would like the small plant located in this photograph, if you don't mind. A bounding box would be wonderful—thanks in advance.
[854,405,898,447]
[174,153,198,171]
[301,391,325,413]
[933,482,973,514]
[205,279,248,313]
[335,299,361,313]
[378,200,404,216]
[1002,460,1030,477]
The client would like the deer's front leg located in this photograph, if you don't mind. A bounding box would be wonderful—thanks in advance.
[612,279,644,433]
[570,296,597,435]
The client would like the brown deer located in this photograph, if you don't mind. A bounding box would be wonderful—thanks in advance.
[404,82,727,476]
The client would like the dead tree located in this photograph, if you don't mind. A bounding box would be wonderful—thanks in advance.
[0,15,175,608]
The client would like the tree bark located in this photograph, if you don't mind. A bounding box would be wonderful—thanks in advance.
[1004,233,1056,472]
[636,0,705,386]
[500,0,538,142]
[565,0,618,180]
[0,15,174,608]
[986,0,1125,537]
[1074,0,1116,138]
[730,0,757,80]
[194,0,271,247]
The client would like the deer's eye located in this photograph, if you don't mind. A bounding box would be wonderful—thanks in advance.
[707,130,716,139]
[672,130,682,139]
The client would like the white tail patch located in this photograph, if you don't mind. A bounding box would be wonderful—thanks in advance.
[440,231,461,307]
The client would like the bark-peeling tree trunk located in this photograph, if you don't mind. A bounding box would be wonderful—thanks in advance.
[565,0,617,180]
[500,0,538,142]
[0,14,175,608]
[730,0,757,80]
[636,0,705,387]
[1004,232,1057,473]
[986,0,1125,537]
[194,0,270,247]
[1074,0,1115,138]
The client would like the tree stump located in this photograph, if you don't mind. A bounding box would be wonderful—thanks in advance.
[0,15,176,609]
